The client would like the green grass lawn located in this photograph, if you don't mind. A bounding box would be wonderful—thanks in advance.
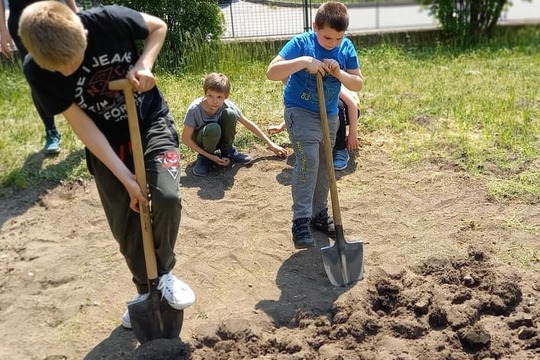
[1,25,539,201]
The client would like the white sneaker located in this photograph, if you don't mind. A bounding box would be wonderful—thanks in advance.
[121,293,149,329]
[157,272,196,310]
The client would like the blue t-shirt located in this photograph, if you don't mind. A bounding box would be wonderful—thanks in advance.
[279,31,359,115]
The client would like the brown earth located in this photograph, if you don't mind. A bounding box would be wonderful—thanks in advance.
[1,143,539,360]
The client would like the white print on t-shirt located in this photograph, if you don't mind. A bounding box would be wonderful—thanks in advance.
[74,51,138,123]
[87,52,132,68]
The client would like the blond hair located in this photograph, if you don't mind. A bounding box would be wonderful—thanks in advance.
[315,1,349,32]
[203,73,231,96]
[19,1,86,71]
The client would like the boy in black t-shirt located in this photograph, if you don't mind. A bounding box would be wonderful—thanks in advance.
[19,1,195,329]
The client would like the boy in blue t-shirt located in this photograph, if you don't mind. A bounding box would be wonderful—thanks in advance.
[266,1,363,249]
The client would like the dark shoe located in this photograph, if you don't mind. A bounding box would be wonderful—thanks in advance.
[222,146,253,165]
[44,130,61,155]
[193,155,211,176]
[310,208,336,237]
[292,218,315,249]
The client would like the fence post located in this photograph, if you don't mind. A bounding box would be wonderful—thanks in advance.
[303,0,312,32]
[229,0,235,38]
[376,0,380,29]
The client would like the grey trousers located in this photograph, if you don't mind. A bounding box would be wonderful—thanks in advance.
[284,107,339,221]
[87,115,182,294]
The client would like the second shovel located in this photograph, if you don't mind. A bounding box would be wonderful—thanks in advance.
[316,72,364,287]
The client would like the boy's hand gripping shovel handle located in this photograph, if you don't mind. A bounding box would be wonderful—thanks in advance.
[108,79,158,280]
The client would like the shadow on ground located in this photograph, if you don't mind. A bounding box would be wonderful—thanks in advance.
[255,233,352,327]
[84,327,191,360]
[181,155,280,200]
[0,149,85,228]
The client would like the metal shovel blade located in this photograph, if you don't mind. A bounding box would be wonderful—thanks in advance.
[321,225,364,287]
[128,279,184,344]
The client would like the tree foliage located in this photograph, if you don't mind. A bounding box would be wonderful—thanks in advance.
[418,0,510,45]
[98,0,224,71]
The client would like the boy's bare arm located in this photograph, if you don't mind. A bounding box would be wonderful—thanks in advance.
[64,0,78,12]
[181,124,230,166]
[346,110,359,151]
[62,103,148,212]
[267,55,330,81]
[238,115,287,158]
[339,88,356,110]
[340,88,359,150]
[324,59,363,92]
[0,1,15,58]
[268,121,286,135]
[127,12,167,92]
[342,68,363,92]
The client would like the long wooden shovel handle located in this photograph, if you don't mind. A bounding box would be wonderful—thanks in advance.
[316,72,343,227]
[109,79,158,280]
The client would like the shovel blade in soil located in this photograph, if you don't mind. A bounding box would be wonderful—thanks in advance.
[321,227,364,287]
[128,286,184,344]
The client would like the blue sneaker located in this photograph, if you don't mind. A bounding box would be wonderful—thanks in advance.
[44,130,61,155]
[193,155,211,176]
[223,147,253,165]
[333,149,349,171]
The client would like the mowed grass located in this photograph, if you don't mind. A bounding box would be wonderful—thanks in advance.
[1,25,539,202]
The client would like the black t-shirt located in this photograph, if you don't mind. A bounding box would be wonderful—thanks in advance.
[23,5,170,147]
[7,0,38,14]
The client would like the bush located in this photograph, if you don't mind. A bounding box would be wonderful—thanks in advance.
[99,0,224,72]
[418,0,510,45]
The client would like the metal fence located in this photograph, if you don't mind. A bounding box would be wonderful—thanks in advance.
[218,0,436,39]
[4,0,538,41]
[219,0,540,39]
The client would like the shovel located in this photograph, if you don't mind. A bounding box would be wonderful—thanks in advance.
[316,72,364,287]
[108,79,183,343]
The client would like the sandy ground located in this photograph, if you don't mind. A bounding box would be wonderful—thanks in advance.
[1,143,539,359]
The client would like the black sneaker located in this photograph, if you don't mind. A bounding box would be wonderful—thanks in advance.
[193,155,211,176]
[292,218,315,249]
[310,208,336,237]
[222,146,253,165]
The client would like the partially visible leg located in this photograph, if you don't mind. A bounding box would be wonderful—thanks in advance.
[312,113,339,237]
[34,92,61,155]
[217,108,237,152]
[194,122,221,154]
[334,99,347,151]
[219,108,252,164]
[192,122,221,176]
[145,115,195,310]
[285,107,325,248]
[333,99,349,170]
[9,12,60,155]
[88,152,148,293]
